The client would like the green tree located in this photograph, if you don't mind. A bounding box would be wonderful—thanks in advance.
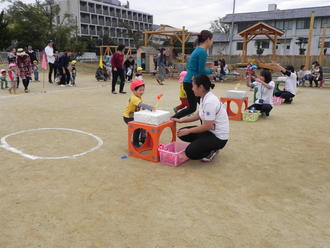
[119,21,143,48]
[2,0,76,50]
[0,10,11,50]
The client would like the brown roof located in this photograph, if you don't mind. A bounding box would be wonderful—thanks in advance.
[238,22,284,37]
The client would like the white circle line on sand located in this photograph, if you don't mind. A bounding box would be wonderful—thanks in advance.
[0,128,104,160]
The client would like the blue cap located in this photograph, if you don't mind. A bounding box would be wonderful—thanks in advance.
[252,65,257,69]
[47,40,54,44]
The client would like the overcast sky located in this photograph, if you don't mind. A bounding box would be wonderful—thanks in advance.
[1,0,329,31]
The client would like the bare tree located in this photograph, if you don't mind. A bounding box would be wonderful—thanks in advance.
[210,17,230,34]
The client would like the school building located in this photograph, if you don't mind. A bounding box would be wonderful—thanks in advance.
[53,0,154,47]
[211,4,330,56]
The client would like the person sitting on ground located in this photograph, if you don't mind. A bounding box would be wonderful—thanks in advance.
[171,74,229,163]
[274,64,297,104]
[247,69,275,117]
[123,80,155,147]
[309,61,323,88]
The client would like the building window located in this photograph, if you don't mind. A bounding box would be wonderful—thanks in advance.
[324,42,330,48]
[275,20,283,30]
[56,16,60,25]
[286,45,290,49]
[236,42,243,51]
[296,19,310,29]
[321,17,330,28]
[283,20,293,30]
[262,41,269,49]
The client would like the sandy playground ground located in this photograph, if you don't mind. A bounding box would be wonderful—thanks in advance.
[0,68,329,248]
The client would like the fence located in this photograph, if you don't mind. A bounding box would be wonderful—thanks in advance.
[0,52,41,67]
[208,55,330,68]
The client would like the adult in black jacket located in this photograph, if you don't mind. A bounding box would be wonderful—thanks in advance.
[58,49,72,86]
[26,45,37,63]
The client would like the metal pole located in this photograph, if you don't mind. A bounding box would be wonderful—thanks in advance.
[228,0,236,64]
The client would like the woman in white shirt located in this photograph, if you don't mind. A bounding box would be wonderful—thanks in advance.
[247,69,275,117]
[172,75,229,163]
[274,64,297,104]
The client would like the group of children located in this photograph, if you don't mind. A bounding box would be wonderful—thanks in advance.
[0,64,18,94]
[246,63,298,117]
[297,61,324,88]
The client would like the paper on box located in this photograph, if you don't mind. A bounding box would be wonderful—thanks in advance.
[134,110,171,125]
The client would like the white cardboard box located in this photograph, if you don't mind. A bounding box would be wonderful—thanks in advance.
[134,110,171,126]
[226,90,247,99]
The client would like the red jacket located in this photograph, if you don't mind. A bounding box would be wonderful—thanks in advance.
[110,52,124,70]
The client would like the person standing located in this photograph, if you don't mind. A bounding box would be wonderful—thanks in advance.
[110,44,126,94]
[7,48,20,88]
[26,45,37,64]
[16,48,32,93]
[156,48,166,85]
[7,48,17,64]
[57,49,72,86]
[124,56,135,82]
[173,30,214,119]
[45,40,55,84]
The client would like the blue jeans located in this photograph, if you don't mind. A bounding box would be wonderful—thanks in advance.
[34,71,39,81]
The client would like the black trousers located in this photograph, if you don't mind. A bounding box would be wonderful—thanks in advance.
[248,103,273,116]
[22,78,30,90]
[173,83,199,118]
[112,69,125,92]
[48,63,55,83]
[123,117,141,147]
[59,68,70,85]
[16,77,20,88]
[179,126,228,160]
[275,91,295,103]
[309,77,321,87]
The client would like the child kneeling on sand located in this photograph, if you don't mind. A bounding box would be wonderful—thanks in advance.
[274,64,297,104]
[247,69,275,118]
[123,80,155,147]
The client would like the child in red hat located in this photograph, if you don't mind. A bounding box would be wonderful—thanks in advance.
[123,80,155,147]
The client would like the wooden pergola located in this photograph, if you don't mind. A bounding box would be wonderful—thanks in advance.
[238,22,284,63]
[98,45,133,57]
[143,25,199,61]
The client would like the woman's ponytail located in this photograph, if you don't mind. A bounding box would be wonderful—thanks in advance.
[194,74,215,91]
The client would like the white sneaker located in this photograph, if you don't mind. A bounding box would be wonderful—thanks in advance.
[201,150,219,163]
[60,85,66,87]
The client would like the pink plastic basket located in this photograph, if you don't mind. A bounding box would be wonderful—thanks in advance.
[158,142,189,167]
[272,96,285,106]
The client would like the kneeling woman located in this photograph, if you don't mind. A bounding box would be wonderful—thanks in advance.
[247,69,275,117]
[172,75,229,162]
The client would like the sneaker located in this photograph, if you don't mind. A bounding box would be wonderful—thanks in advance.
[49,81,53,84]
[201,150,219,163]
[112,91,118,94]
[24,89,29,93]
[119,91,127,94]
[60,85,66,87]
